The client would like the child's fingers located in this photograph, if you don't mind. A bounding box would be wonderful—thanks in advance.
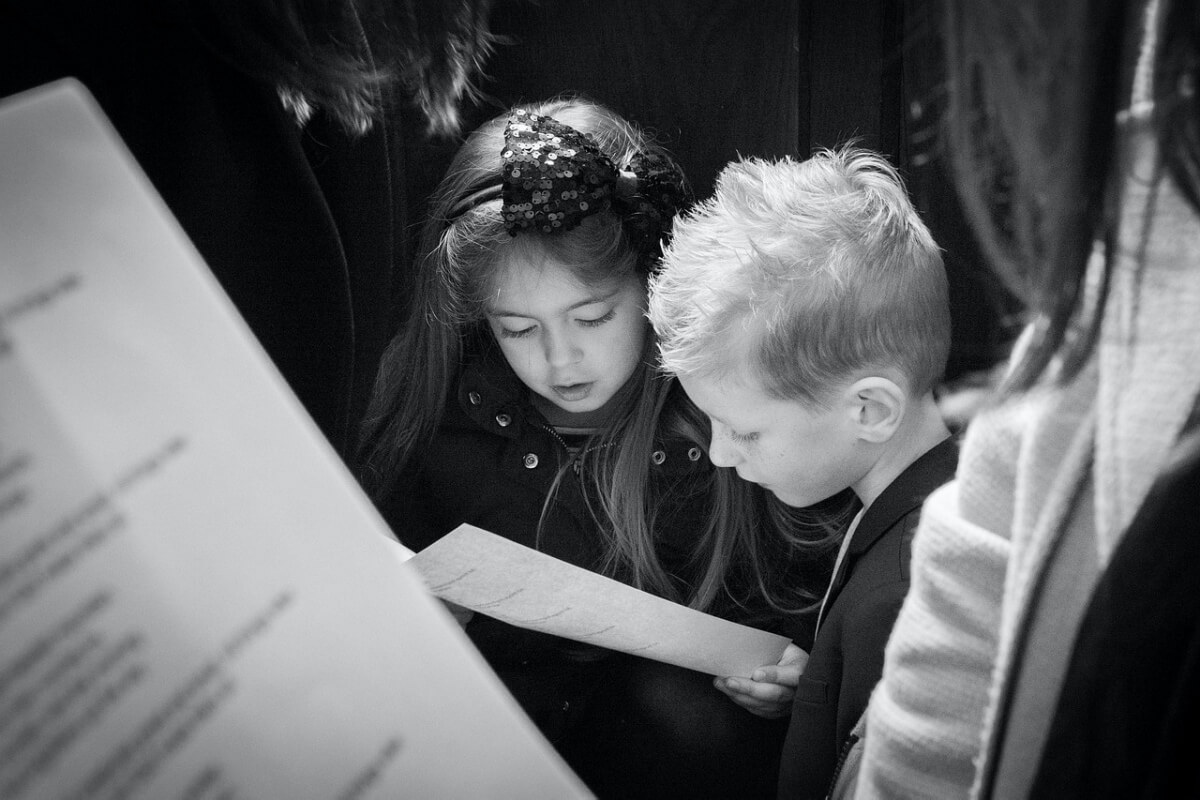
[750,663,803,687]
[778,645,810,670]
[717,676,794,704]
[713,677,794,717]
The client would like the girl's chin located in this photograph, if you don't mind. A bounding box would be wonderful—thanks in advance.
[533,389,616,427]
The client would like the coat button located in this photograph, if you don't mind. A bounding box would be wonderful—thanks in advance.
[523,453,539,469]
[687,446,702,461]
[651,449,666,465]
[496,413,512,427]
[468,391,482,405]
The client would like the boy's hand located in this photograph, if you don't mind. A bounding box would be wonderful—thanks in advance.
[713,644,809,719]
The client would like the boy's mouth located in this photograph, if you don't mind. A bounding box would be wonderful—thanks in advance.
[552,382,593,402]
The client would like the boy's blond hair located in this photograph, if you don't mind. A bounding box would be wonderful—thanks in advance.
[648,146,950,406]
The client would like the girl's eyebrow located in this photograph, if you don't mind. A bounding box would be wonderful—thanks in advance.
[489,289,619,318]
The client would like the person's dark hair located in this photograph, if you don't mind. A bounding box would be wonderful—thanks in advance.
[186,0,497,136]
[942,0,1200,394]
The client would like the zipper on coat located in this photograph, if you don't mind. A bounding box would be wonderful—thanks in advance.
[538,423,613,475]
[824,728,860,800]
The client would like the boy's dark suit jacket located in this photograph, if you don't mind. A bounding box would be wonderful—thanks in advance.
[777,436,959,799]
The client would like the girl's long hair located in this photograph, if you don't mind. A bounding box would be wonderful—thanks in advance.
[359,95,837,613]
[358,97,646,503]
[942,0,1200,394]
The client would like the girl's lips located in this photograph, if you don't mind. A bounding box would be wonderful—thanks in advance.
[552,382,593,402]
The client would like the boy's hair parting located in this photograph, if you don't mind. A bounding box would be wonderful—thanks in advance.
[650,145,950,405]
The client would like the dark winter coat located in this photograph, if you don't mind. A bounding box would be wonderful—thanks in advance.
[381,351,717,742]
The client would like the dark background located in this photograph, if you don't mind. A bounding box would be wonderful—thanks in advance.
[395,0,1017,383]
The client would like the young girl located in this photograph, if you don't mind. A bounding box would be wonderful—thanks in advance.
[358,97,838,797]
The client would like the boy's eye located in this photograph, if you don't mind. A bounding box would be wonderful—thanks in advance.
[729,429,759,444]
[499,324,536,339]
[577,308,616,328]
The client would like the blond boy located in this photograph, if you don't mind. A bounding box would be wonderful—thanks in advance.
[647,146,956,799]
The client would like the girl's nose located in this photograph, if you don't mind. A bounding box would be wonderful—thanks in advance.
[544,328,582,369]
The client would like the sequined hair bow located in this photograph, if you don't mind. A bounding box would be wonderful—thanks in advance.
[452,108,688,263]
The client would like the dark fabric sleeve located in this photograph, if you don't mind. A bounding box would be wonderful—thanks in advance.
[1029,434,1200,800]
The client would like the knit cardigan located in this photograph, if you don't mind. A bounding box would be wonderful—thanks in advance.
[854,103,1200,798]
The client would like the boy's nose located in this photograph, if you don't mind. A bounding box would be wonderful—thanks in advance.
[707,429,742,468]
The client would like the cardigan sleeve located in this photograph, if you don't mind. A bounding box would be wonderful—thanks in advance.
[854,482,1010,799]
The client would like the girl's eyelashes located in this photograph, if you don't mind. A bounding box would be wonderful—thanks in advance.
[578,308,616,327]
[493,307,615,338]
[498,324,536,339]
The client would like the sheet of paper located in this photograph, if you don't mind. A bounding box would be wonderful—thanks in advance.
[408,524,796,678]
[0,79,589,800]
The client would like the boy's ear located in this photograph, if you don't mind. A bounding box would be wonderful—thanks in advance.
[846,376,905,443]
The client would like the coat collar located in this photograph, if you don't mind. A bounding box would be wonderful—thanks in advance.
[449,350,710,474]
[848,435,960,556]
[452,351,535,439]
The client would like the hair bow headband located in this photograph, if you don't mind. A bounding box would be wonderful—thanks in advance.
[497,109,688,260]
